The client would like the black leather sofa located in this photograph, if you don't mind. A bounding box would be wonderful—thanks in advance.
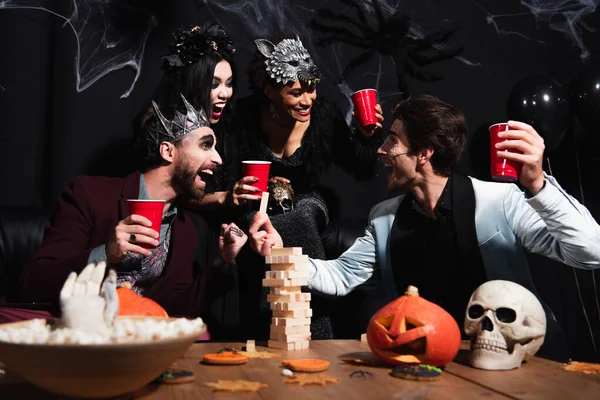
[0,207,52,304]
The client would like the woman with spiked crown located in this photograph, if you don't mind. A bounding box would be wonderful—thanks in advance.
[232,35,384,340]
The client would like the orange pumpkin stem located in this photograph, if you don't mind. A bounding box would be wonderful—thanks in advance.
[405,285,419,296]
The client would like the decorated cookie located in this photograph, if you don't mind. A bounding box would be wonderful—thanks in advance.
[390,364,442,381]
[202,351,248,365]
[204,380,268,392]
[153,368,195,384]
[281,359,330,372]
[284,374,341,386]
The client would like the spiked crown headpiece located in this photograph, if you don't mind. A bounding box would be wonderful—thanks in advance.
[254,36,321,86]
[146,94,210,149]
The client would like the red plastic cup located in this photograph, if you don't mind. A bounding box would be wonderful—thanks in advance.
[242,161,271,194]
[351,88,378,128]
[489,123,522,182]
[126,199,165,248]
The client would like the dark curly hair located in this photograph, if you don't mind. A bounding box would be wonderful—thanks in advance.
[392,95,468,176]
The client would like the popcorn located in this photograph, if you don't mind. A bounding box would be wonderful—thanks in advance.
[0,317,204,345]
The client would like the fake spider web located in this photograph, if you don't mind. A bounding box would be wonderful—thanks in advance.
[0,0,158,98]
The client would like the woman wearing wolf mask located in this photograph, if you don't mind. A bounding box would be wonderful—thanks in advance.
[231,35,383,340]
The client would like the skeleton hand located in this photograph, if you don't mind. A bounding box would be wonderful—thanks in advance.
[60,262,119,335]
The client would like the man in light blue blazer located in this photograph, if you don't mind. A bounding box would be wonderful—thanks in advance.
[250,95,600,360]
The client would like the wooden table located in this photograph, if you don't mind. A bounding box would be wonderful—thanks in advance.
[1,340,599,399]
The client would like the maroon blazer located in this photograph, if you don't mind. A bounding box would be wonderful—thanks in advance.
[19,171,233,318]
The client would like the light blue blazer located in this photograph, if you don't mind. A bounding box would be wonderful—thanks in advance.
[308,175,600,301]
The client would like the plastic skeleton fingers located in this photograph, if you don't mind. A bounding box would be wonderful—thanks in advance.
[59,262,119,335]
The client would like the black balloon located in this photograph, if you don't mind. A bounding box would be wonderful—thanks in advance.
[506,75,572,151]
[570,63,600,144]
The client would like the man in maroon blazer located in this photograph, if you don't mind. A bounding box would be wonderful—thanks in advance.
[14,96,246,322]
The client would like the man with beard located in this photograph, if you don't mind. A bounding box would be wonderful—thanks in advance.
[18,95,246,322]
[249,95,600,360]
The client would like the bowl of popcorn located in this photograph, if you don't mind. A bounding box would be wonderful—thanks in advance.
[0,316,205,398]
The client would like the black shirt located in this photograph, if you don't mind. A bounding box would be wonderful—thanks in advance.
[390,176,474,324]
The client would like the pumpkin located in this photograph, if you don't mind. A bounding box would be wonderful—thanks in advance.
[116,282,169,317]
[366,285,460,367]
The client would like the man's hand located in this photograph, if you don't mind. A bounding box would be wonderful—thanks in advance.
[495,120,546,195]
[355,103,384,137]
[60,262,119,334]
[248,212,283,256]
[219,223,248,263]
[106,214,160,263]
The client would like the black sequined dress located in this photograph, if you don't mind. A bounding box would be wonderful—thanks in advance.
[231,95,380,340]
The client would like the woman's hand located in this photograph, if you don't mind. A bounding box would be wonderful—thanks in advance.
[355,103,384,137]
[226,176,262,206]
[269,176,291,185]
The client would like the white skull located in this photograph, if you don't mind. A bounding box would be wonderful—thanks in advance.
[464,280,546,370]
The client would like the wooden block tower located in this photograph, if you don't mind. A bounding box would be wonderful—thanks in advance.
[263,247,312,350]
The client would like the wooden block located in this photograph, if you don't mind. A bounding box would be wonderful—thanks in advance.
[246,340,256,352]
[288,278,308,287]
[265,270,308,280]
[265,255,309,265]
[268,340,295,350]
[360,333,367,342]
[262,278,297,287]
[267,293,311,303]
[270,286,302,294]
[270,324,311,335]
[297,340,310,350]
[271,317,311,327]
[270,247,302,256]
[293,341,310,350]
[270,262,309,272]
[270,332,311,342]
[270,302,310,311]
[272,308,313,318]
[259,191,269,214]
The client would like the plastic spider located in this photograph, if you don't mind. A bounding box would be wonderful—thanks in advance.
[349,370,375,379]
[311,0,462,97]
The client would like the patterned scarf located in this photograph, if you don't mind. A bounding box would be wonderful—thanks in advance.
[116,218,174,295]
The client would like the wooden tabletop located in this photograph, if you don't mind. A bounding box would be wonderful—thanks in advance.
[1,340,599,399]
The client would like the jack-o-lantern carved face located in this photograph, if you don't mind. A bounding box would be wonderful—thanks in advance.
[366,286,461,367]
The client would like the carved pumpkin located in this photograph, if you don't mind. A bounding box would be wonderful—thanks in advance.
[366,285,460,367]
[116,282,168,317]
